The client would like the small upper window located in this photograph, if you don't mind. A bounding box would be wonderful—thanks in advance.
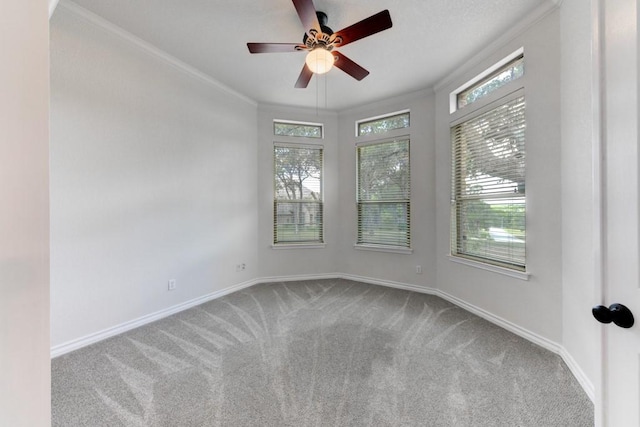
[274,120,323,138]
[357,111,410,136]
[457,55,523,110]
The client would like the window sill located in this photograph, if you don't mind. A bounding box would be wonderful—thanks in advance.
[448,255,530,281]
[354,244,413,255]
[272,243,326,250]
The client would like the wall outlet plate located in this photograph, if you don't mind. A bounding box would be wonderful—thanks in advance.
[168,279,176,290]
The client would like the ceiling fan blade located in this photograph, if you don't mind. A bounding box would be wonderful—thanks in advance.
[247,43,304,53]
[332,52,370,81]
[333,10,392,47]
[295,64,314,88]
[292,0,320,33]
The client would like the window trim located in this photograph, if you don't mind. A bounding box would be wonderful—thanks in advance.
[354,244,413,255]
[447,254,529,281]
[271,243,327,250]
[451,88,525,127]
[273,142,325,248]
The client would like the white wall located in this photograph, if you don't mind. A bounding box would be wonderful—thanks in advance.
[559,0,599,398]
[0,0,51,425]
[434,10,563,343]
[336,90,437,288]
[257,105,339,278]
[50,8,258,348]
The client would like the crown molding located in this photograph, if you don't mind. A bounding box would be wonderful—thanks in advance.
[49,0,60,19]
[56,0,258,107]
[257,102,339,117]
[433,0,561,92]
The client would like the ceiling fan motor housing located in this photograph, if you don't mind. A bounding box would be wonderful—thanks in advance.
[302,12,339,50]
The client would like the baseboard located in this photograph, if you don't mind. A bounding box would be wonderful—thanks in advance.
[50,278,259,358]
[559,346,595,402]
[436,288,594,402]
[51,275,343,358]
[339,273,439,295]
[341,273,560,351]
[50,272,595,404]
[259,272,342,283]
[340,273,594,402]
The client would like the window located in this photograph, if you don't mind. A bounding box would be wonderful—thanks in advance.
[450,48,524,113]
[274,144,323,245]
[451,94,526,270]
[357,111,410,136]
[356,139,410,248]
[274,120,323,138]
[456,56,524,110]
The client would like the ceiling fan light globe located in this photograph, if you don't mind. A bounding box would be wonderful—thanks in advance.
[305,48,334,74]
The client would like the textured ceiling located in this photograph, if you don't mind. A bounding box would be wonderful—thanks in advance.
[61,0,551,110]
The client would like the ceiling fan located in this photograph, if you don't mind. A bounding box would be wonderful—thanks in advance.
[247,0,392,88]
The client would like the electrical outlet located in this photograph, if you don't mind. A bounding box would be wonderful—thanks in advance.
[241,263,246,271]
[168,279,176,291]
[236,263,246,272]
[416,265,422,274]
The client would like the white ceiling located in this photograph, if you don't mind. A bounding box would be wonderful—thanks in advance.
[64,0,551,110]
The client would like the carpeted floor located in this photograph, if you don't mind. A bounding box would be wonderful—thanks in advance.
[52,279,593,426]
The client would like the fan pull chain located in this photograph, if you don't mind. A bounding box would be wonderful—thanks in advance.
[324,73,328,110]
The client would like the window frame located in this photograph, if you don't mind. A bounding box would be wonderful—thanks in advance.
[355,110,410,137]
[355,137,412,253]
[456,55,524,111]
[450,91,526,271]
[272,142,325,248]
[274,119,324,139]
[449,51,528,277]
[449,48,524,114]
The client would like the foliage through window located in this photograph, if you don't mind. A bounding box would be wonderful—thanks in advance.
[451,94,526,270]
[274,144,323,244]
[274,121,323,138]
[357,139,410,248]
[456,55,524,110]
[358,112,410,136]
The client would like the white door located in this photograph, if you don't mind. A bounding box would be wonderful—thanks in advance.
[600,0,640,425]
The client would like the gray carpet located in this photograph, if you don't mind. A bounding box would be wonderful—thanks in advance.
[52,279,593,426]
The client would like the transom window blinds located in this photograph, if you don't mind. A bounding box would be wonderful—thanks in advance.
[357,139,410,247]
[451,95,526,269]
[274,144,323,244]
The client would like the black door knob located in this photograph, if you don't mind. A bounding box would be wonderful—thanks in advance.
[592,303,634,328]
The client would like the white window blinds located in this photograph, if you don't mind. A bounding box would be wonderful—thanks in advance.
[451,95,526,269]
[357,139,410,248]
[274,144,323,244]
